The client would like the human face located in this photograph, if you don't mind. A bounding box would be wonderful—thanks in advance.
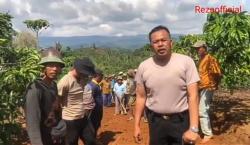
[195,47,206,58]
[150,29,172,58]
[96,74,103,83]
[43,63,62,80]
[76,72,90,85]
[122,76,127,80]
[117,79,123,84]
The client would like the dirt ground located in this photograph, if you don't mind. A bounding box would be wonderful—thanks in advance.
[88,90,250,145]
[17,90,250,145]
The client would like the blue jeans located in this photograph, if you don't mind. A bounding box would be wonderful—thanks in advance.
[199,89,214,136]
[103,94,112,106]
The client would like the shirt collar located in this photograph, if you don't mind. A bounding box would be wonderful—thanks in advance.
[92,79,100,85]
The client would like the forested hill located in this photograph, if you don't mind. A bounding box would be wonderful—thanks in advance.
[39,34,181,49]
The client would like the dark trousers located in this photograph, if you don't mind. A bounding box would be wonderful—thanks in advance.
[64,117,96,145]
[146,109,193,145]
[41,127,65,145]
[90,104,103,137]
[103,94,112,106]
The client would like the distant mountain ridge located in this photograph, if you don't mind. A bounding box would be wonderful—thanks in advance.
[39,34,182,49]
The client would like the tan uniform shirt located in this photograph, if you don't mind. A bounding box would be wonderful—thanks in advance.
[135,53,200,114]
[57,73,95,120]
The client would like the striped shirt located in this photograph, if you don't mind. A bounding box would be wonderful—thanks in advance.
[198,54,222,90]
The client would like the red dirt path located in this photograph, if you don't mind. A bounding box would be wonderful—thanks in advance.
[17,90,250,145]
[93,90,250,145]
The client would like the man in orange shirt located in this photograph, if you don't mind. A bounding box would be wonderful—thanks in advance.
[193,40,222,144]
[101,76,112,107]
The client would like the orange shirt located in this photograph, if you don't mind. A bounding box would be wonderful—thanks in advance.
[198,54,222,90]
[101,80,111,94]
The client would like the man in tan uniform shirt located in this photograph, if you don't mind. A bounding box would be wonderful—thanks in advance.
[134,25,200,145]
[58,58,97,145]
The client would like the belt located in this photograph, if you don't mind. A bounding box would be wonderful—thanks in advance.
[148,109,188,120]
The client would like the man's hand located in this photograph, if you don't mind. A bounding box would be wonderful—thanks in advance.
[134,126,142,144]
[182,130,199,144]
[134,83,146,144]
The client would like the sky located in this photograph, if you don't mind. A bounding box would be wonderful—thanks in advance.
[0,0,249,37]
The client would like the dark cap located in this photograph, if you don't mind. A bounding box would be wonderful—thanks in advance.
[73,57,95,75]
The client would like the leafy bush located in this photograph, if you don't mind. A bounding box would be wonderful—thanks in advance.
[0,47,40,144]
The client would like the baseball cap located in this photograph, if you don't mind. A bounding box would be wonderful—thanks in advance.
[117,76,123,80]
[118,71,123,75]
[192,40,207,48]
[73,57,95,76]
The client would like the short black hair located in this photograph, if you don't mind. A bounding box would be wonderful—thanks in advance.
[149,25,171,42]
[95,68,103,75]
[93,68,103,77]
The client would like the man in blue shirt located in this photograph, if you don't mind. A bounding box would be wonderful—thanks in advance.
[113,76,126,115]
[88,69,104,137]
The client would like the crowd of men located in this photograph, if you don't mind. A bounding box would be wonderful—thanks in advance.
[24,25,221,145]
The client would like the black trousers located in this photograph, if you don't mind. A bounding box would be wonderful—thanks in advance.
[90,104,103,137]
[41,127,65,145]
[64,117,96,145]
[146,109,193,145]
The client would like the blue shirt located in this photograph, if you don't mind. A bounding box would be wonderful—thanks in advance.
[111,79,116,89]
[88,80,103,106]
[113,82,126,97]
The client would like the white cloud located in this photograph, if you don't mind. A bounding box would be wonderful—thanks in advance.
[8,0,30,15]
[208,0,220,5]
[50,25,86,36]
[165,14,178,22]
[0,0,248,36]
[99,24,112,32]
[115,33,124,37]
[142,12,159,22]
[144,0,163,10]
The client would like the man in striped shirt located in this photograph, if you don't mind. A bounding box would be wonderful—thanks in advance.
[193,40,222,144]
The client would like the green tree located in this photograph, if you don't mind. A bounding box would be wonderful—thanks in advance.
[0,12,14,47]
[23,19,50,48]
[0,13,41,144]
[0,47,40,144]
[203,12,250,89]
[61,45,152,76]
[66,46,72,51]
[173,34,205,60]
[0,12,16,64]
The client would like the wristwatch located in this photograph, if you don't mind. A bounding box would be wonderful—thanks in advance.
[190,126,199,133]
